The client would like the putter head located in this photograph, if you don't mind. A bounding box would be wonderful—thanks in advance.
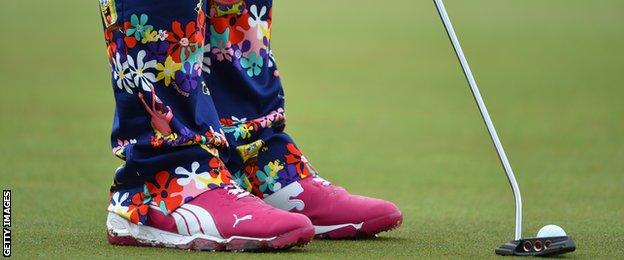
[495,236,576,257]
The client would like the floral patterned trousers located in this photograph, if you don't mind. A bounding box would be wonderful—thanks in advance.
[101,0,317,224]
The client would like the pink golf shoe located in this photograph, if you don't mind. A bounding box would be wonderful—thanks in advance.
[106,187,314,251]
[263,177,403,239]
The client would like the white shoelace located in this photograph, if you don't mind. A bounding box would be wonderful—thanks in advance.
[312,176,331,186]
[226,185,252,199]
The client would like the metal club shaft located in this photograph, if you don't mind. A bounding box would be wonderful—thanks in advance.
[433,0,523,240]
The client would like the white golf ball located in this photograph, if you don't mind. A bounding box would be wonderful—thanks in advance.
[536,224,567,238]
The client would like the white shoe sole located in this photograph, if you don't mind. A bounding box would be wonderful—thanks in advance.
[314,223,363,234]
[106,212,314,251]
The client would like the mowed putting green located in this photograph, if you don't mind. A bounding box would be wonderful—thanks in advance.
[1,0,623,258]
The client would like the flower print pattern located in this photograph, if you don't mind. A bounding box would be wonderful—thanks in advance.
[150,134,164,148]
[284,143,317,179]
[220,109,285,141]
[106,1,279,98]
[104,30,117,59]
[167,20,201,63]
[186,45,205,73]
[226,132,320,198]
[175,62,200,93]
[175,161,207,189]
[146,41,170,64]
[254,160,284,194]
[210,27,233,62]
[204,157,232,188]
[178,127,196,143]
[112,53,135,94]
[127,191,150,224]
[240,51,263,77]
[157,30,169,41]
[240,157,263,196]
[256,168,279,194]
[121,20,137,49]
[248,5,269,40]
[128,50,157,91]
[112,138,137,159]
[171,159,231,191]
[141,29,159,44]
[222,120,252,140]
[202,44,211,74]
[231,139,319,198]
[126,14,154,41]
[175,159,232,192]
[267,49,276,68]
[212,9,250,45]
[155,56,181,87]
[239,124,254,139]
[195,8,207,36]
[232,170,252,192]
[149,125,229,152]
[147,171,184,214]
[108,192,130,218]
[208,2,274,78]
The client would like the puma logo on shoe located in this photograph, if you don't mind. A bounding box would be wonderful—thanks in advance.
[264,181,305,211]
[233,214,253,227]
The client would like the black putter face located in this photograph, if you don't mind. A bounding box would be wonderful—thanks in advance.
[495,236,576,257]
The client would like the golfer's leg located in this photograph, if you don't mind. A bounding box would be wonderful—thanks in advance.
[203,1,402,239]
[203,0,317,198]
[98,1,316,250]
[100,0,231,224]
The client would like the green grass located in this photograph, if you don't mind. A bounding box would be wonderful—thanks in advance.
[1,0,623,258]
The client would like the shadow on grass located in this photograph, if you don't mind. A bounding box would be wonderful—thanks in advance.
[245,236,415,255]
[319,236,411,242]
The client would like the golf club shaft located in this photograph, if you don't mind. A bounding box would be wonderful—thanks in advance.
[433,0,523,240]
